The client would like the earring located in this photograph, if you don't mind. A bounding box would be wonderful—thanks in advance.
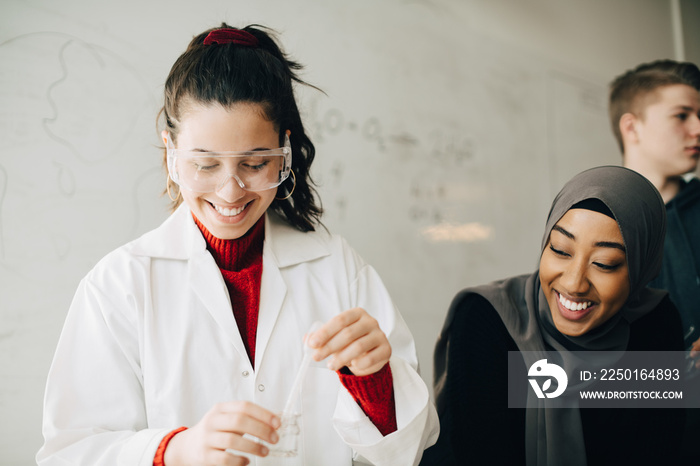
[166,178,181,202]
[275,170,296,201]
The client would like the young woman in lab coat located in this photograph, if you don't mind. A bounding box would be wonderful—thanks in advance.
[37,24,438,466]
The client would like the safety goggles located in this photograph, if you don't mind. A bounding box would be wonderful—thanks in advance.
[166,133,292,193]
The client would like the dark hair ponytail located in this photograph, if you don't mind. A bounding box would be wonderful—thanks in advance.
[160,23,323,231]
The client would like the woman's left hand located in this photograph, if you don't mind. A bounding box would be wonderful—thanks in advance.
[308,308,391,376]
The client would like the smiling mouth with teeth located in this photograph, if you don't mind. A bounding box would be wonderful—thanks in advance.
[213,202,248,217]
[558,292,593,311]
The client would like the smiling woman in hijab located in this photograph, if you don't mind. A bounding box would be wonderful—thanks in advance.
[420,166,685,466]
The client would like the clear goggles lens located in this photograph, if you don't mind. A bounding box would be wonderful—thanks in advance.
[166,133,292,193]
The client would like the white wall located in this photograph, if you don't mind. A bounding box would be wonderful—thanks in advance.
[0,1,691,464]
[681,0,700,66]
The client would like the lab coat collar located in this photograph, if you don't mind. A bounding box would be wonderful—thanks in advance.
[125,204,195,260]
[264,210,331,267]
[127,204,331,267]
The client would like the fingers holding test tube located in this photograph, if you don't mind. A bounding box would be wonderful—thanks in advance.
[307,308,391,376]
[164,401,280,466]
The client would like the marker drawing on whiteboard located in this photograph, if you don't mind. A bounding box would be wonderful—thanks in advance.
[53,161,76,197]
[362,117,385,151]
[335,197,347,221]
[0,32,157,166]
[330,161,344,184]
[324,109,344,135]
[41,39,108,164]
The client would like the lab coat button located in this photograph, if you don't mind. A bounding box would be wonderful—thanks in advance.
[242,371,250,378]
[258,384,265,392]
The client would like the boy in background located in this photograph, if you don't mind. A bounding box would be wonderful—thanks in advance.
[609,59,700,462]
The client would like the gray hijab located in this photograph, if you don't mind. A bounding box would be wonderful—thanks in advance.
[434,166,667,466]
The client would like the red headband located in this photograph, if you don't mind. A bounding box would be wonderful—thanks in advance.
[203,28,259,47]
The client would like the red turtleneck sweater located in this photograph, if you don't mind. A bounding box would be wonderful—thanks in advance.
[197,215,264,366]
[153,215,397,465]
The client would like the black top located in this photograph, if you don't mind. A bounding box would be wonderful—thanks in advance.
[649,178,700,464]
[649,177,700,348]
[420,293,685,466]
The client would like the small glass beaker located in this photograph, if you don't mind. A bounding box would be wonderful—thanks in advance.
[265,412,300,457]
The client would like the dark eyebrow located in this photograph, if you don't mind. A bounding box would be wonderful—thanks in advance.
[552,225,574,240]
[672,105,697,112]
[552,225,626,252]
[595,241,626,252]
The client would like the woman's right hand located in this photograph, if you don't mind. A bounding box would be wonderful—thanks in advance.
[163,401,281,466]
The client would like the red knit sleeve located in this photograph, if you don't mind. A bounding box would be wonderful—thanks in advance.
[336,362,397,436]
[153,427,187,466]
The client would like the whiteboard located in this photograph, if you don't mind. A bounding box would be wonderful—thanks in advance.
[0,0,678,463]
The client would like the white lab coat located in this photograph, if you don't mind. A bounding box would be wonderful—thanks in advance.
[37,205,439,465]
